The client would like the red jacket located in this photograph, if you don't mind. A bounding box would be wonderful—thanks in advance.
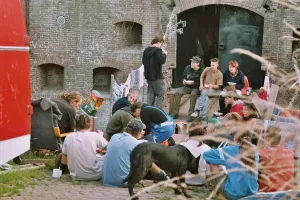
[230,103,244,117]
[259,145,294,192]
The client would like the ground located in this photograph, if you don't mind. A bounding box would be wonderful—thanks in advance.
[1,173,214,200]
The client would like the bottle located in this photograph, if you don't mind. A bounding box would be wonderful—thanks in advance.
[175,124,179,134]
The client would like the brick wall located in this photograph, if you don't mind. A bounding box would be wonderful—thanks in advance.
[26,0,300,130]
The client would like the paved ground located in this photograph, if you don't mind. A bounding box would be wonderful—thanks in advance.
[2,173,215,200]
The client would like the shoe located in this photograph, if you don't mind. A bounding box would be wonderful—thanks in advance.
[169,113,179,119]
[186,116,193,122]
[191,110,200,117]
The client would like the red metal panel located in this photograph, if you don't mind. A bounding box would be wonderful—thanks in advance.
[0,0,27,46]
[0,0,31,141]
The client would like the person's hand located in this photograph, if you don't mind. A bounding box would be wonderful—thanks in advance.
[183,80,186,85]
[97,130,104,137]
[199,85,204,91]
[208,84,213,88]
[163,50,168,55]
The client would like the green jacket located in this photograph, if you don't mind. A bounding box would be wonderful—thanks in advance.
[105,106,134,137]
[182,65,202,88]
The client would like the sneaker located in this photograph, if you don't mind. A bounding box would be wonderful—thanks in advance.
[191,110,199,117]
[169,113,179,119]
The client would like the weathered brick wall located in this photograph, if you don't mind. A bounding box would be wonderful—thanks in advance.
[26,0,300,130]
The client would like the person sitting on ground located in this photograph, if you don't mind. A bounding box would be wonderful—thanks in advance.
[191,58,223,124]
[52,91,83,134]
[219,60,245,115]
[170,56,202,122]
[243,102,259,125]
[259,126,294,192]
[112,88,139,115]
[203,130,259,200]
[59,114,108,180]
[105,102,142,141]
[218,85,236,115]
[102,119,169,187]
[182,122,211,186]
[140,104,175,146]
[223,91,244,117]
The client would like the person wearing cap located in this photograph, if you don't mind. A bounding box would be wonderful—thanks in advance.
[143,36,167,109]
[102,119,169,187]
[223,91,244,118]
[191,58,223,124]
[170,56,202,122]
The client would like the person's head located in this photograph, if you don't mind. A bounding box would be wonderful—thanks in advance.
[259,87,265,94]
[265,126,281,145]
[57,91,83,110]
[130,102,142,118]
[126,119,146,139]
[151,36,164,48]
[190,56,201,70]
[223,112,243,127]
[188,122,206,137]
[128,88,140,104]
[228,60,239,74]
[207,118,222,133]
[224,91,239,105]
[75,114,91,130]
[235,130,257,172]
[243,102,258,118]
[210,58,219,72]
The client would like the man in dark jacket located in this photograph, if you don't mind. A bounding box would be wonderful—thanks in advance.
[111,88,139,115]
[105,102,142,141]
[170,56,202,122]
[143,36,167,109]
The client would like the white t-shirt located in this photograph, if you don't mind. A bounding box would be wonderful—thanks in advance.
[62,131,108,180]
[181,140,211,185]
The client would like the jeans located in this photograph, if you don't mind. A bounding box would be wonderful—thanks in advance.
[171,87,199,115]
[147,79,165,109]
[197,88,216,118]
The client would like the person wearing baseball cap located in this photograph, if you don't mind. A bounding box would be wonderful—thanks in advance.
[102,119,170,187]
[223,91,245,117]
[170,56,203,122]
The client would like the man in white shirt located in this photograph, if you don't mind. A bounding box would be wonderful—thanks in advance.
[61,114,108,180]
[181,122,211,185]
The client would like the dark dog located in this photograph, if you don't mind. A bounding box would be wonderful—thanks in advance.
[123,142,200,199]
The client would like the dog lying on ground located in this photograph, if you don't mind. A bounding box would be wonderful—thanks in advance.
[123,142,200,199]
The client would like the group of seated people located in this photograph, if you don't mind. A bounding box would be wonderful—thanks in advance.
[169,56,268,124]
[53,85,296,200]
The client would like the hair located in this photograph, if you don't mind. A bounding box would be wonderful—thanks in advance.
[75,114,91,130]
[57,91,82,103]
[125,128,141,138]
[229,60,239,68]
[210,58,219,63]
[224,85,236,93]
[265,126,281,144]
[236,130,256,173]
[151,36,164,45]
[130,102,142,113]
[128,87,140,97]
[243,102,259,119]
[188,122,205,137]
[223,112,243,121]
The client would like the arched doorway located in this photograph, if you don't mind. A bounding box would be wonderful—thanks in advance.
[174,5,264,89]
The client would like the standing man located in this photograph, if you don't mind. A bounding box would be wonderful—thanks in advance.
[170,56,202,122]
[143,36,167,108]
[191,58,223,124]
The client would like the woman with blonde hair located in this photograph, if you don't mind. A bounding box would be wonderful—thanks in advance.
[53,91,83,134]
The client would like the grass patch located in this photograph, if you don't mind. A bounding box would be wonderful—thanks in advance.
[0,168,48,197]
